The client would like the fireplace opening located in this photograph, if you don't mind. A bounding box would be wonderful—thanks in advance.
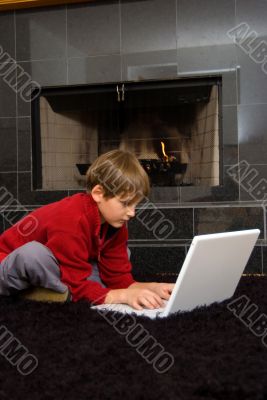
[31,77,222,190]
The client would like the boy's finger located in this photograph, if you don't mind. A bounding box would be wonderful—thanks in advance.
[160,291,171,300]
[166,283,175,291]
[152,293,164,308]
[133,300,143,310]
[143,292,163,308]
[163,284,175,295]
[140,296,156,309]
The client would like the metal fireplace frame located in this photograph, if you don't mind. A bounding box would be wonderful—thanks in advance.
[31,76,223,191]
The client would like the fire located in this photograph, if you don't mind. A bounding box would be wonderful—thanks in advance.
[161,141,169,162]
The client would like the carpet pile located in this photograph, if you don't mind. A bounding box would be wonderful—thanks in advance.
[0,276,267,400]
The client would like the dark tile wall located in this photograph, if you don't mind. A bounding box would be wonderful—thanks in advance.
[18,117,31,171]
[128,206,265,275]
[0,65,16,118]
[0,118,17,171]
[0,213,4,234]
[121,0,176,54]
[0,12,15,59]
[244,246,263,275]
[131,245,186,277]
[1,210,26,230]
[177,0,237,72]
[238,104,267,165]
[194,207,264,237]
[263,246,267,273]
[128,208,193,240]
[130,243,263,276]
[0,0,266,273]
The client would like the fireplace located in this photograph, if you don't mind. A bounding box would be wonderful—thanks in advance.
[31,77,222,190]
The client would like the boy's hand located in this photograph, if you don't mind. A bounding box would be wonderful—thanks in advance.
[147,282,175,301]
[124,285,165,310]
[105,285,164,310]
[104,282,175,310]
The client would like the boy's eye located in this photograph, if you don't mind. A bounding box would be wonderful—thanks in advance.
[121,201,128,207]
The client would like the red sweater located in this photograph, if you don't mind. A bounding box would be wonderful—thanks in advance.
[0,193,135,304]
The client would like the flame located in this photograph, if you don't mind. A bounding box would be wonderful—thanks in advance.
[161,141,169,161]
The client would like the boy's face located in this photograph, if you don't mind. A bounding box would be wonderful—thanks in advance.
[91,185,141,228]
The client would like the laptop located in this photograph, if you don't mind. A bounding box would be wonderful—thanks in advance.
[92,229,260,319]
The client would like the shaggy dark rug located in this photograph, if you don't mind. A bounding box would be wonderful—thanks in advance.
[0,276,267,400]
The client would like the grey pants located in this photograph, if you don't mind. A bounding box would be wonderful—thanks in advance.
[0,241,69,296]
[0,241,130,296]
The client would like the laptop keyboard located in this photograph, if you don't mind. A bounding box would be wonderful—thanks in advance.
[92,302,167,318]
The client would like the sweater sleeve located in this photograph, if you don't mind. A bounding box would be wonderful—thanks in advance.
[45,225,111,305]
[98,225,136,289]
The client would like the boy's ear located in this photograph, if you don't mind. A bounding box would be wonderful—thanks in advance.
[91,184,105,203]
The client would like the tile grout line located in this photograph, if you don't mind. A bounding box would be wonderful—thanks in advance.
[119,0,122,82]
[14,9,19,202]
[175,0,178,75]
[65,5,68,86]
[263,205,266,241]
[261,245,264,275]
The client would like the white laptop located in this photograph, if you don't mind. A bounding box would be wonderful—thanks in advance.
[92,229,260,319]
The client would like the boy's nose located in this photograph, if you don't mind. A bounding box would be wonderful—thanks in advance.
[127,205,135,218]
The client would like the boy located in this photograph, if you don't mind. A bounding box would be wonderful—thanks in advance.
[0,150,174,309]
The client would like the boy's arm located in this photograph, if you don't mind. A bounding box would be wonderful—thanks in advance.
[98,226,175,309]
[97,225,136,289]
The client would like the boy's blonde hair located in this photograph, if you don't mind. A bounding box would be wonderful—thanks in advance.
[86,149,150,202]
